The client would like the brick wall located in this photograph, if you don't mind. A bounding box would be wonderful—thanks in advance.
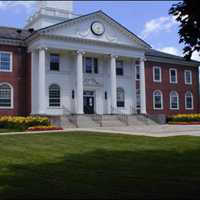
[0,45,30,116]
[145,61,199,115]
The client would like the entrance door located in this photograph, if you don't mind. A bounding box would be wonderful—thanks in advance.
[83,91,95,114]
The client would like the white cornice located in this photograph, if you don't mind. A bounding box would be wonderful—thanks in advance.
[0,38,25,47]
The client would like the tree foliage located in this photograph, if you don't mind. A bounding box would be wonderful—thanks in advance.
[169,0,200,60]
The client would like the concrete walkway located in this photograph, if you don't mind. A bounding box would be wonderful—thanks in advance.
[1,125,200,137]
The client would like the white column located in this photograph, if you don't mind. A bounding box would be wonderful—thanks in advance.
[110,55,117,113]
[76,51,84,114]
[139,58,147,114]
[38,48,46,114]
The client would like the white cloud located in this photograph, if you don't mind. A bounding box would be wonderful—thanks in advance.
[191,51,200,62]
[141,16,178,39]
[158,46,200,62]
[0,1,35,13]
[159,46,181,56]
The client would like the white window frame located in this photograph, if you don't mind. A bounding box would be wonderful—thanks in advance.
[48,84,61,108]
[184,70,192,85]
[0,51,13,72]
[153,90,163,110]
[169,68,178,84]
[185,91,194,110]
[0,82,14,109]
[135,65,140,80]
[169,91,179,110]
[153,66,162,83]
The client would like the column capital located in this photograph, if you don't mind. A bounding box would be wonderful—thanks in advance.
[140,57,147,62]
[110,54,118,59]
[76,50,85,55]
[38,47,48,51]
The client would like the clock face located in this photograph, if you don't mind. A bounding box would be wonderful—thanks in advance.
[91,21,105,36]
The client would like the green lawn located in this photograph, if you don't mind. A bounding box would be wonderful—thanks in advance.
[0,132,200,199]
[0,129,22,133]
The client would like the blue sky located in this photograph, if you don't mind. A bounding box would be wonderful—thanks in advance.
[0,1,199,60]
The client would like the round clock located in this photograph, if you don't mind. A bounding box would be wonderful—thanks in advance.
[91,21,105,36]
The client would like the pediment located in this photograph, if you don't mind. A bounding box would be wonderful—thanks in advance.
[39,11,150,49]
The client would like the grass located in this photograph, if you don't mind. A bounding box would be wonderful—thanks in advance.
[0,128,22,133]
[0,132,200,199]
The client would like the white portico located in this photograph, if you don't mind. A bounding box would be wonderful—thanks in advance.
[27,1,150,116]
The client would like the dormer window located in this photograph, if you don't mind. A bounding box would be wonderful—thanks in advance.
[50,54,60,71]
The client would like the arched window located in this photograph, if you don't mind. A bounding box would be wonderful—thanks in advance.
[0,83,13,108]
[185,91,193,110]
[49,84,61,107]
[117,87,125,107]
[170,91,179,110]
[153,90,163,110]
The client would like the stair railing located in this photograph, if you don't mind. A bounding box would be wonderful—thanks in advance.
[92,114,103,127]
[62,105,78,128]
[111,106,128,126]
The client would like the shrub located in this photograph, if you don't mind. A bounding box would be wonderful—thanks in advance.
[0,116,50,130]
[167,114,200,123]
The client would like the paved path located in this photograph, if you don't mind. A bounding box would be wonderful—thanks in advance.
[1,125,200,137]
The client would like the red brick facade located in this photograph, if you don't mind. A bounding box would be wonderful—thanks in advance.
[145,61,200,115]
[0,45,199,117]
[0,45,31,116]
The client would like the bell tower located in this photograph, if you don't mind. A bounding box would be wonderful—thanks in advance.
[25,1,76,30]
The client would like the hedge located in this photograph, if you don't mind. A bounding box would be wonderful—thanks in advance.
[167,114,200,123]
[0,116,50,130]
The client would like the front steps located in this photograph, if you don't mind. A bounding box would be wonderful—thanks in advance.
[54,114,157,129]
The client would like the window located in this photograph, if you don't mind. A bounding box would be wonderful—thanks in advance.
[153,66,161,82]
[136,88,140,110]
[185,91,193,110]
[135,65,140,80]
[184,70,192,85]
[84,57,98,74]
[117,87,125,107]
[0,83,13,108]
[169,68,177,84]
[170,91,179,110]
[116,60,123,76]
[153,90,163,110]
[50,54,60,71]
[0,52,12,72]
[49,84,61,107]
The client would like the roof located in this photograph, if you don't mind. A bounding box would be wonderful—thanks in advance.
[0,26,31,41]
[145,49,200,66]
[31,10,151,48]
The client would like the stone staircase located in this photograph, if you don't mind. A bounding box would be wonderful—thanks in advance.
[52,114,157,129]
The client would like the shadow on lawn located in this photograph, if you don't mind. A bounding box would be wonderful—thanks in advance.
[1,149,200,199]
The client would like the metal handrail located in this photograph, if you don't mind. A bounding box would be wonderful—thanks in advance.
[62,105,78,128]
[111,106,128,125]
[92,114,103,127]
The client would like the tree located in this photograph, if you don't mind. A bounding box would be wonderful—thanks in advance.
[169,0,200,60]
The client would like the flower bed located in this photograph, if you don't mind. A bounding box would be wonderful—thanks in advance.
[168,121,200,125]
[168,114,200,124]
[0,116,50,131]
[27,125,63,131]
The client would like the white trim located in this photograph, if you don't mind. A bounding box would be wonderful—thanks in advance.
[184,70,192,85]
[169,91,179,110]
[169,68,178,84]
[48,83,62,108]
[153,90,163,110]
[0,51,13,72]
[153,66,162,83]
[0,82,14,109]
[185,91,194,110]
